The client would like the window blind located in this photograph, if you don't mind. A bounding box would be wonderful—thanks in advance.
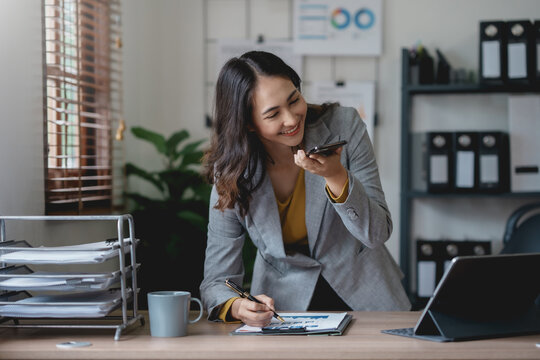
[43,0,125,214]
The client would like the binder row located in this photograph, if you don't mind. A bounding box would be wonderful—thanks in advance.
[480,19,540,85]
[412,131,510,193]
[416,239,491,299]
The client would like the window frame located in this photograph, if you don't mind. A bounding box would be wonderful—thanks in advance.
[43,0,124,215]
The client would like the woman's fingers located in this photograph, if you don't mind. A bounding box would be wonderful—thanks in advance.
[294,150,321,170]
[232,297,274,327]
[254,294,276,311]
[294,148,343,178]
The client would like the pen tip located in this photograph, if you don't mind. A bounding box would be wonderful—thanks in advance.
[277,315,285,322]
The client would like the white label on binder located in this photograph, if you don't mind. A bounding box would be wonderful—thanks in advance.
[508,95,540,192]
[456,151,475,188]
[482,40,501,78]
[417,261,436,297]
[430,155,448,184]
[480,154,499,183]
[537,44,540,72]
[508,43,527,79]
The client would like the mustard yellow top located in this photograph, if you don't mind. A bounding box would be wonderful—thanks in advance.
[217,170,349,322]
[277,169,309,245]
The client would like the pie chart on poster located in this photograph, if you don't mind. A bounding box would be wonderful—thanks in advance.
[355,8,375,29]
[331,8,351,30]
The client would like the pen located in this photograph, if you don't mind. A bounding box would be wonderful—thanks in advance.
[225,279,285,322]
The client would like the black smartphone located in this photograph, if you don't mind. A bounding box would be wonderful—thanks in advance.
[307,140,347,156]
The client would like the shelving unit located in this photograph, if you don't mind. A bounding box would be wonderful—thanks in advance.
[0,215,144,340]
[399,48,540,300]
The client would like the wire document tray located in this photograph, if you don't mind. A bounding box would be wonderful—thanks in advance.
[0,215,144,340]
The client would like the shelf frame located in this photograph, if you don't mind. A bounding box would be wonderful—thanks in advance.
[398,48,540,299]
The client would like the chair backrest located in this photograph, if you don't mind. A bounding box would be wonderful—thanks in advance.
[501,202,540,254]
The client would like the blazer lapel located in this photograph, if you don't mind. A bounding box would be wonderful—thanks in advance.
[248,168,286,259]
[303,117,341,254]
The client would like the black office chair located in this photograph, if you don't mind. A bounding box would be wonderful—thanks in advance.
[501,202,540,254]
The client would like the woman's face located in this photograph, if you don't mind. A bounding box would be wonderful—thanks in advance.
[250,75,307,151]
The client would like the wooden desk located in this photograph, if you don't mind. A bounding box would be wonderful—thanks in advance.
[0,312,539,360]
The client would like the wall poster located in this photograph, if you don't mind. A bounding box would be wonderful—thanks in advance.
[293,0,382,56]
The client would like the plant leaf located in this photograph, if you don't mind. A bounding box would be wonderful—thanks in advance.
[131,127,167,155]
[192,182,212,201]
[158,169,204,199]
[173,139,205,162]
[179,151,204,169]
[125,163,164,192]
[124,192,163,210]
[177,210,208,232]
[166,130,190,158]
[126,126,212,267]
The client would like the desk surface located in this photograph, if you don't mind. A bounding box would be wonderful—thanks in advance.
[1,311,539,360]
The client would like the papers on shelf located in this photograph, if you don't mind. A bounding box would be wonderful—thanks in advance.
[233,312,352,335]
[0,239,136,264]
[0,289,128,318]
[0,269,128,292]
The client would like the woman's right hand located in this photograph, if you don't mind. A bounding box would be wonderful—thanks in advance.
[230,295,275,327]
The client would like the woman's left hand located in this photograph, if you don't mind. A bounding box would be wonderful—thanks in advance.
[294,148,348,197]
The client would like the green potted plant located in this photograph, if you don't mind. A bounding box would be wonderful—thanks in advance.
[125,127,211,308]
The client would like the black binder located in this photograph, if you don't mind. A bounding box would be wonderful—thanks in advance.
[477,131,509,192]
[416,240,441,299]
[383,253,540,342]
[426,132,453,193]
[435,48,451,84]
[419,48,435,84]
[479,21,507,84]
[506,20,534,84]
[453,132,478,192]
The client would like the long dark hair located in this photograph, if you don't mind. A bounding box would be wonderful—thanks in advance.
[203,51,302,216]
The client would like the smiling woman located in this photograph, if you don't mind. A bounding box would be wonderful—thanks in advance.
[203,51,306,216]
[251,77,307,150]
[200,51,410,328]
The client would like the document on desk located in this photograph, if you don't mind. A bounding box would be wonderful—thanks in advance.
[232,312,352,336]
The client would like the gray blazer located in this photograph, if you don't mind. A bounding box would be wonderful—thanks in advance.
[200,106,410,320]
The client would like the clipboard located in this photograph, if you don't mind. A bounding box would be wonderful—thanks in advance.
[231,312,352,336]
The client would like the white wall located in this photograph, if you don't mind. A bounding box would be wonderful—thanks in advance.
[0,0,44,238]
[122,0,206,199]
[1,0,539,267]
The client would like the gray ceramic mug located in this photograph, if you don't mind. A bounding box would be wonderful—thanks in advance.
[147,291,203,337]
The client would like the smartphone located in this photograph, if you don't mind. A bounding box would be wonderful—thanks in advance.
[307,140,347,156]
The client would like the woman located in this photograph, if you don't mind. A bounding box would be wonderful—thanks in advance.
[200,51,410,327]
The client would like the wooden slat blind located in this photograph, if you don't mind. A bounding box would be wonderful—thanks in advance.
[43,0,125,214]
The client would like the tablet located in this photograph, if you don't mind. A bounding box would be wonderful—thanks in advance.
[383,253,540,342]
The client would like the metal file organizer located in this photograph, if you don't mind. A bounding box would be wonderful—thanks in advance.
[0,215,144,340]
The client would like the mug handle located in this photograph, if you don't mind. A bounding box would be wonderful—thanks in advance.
[189,297,203,324]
